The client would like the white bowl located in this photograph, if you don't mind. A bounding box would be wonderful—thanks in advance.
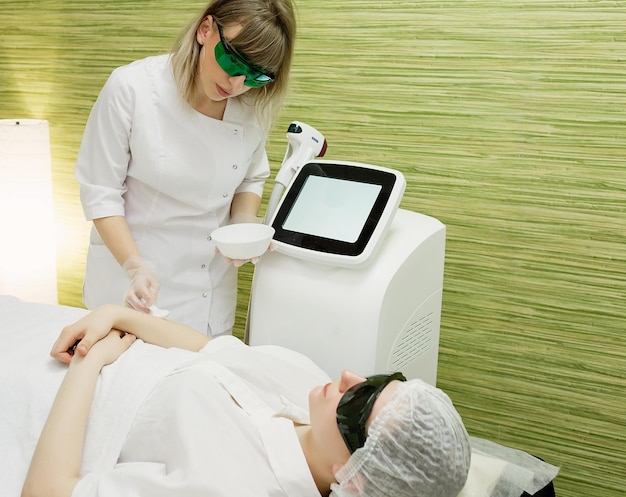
[211,223,275,260]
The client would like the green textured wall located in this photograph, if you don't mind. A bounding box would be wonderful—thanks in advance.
[1,1,624,496]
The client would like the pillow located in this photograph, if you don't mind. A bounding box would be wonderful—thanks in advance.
[458,437,559,497]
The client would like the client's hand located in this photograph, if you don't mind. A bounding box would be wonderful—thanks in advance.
[51,305,120,364]
[82,329,136,368]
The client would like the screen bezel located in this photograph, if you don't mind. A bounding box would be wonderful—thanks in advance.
[271,162,401,257]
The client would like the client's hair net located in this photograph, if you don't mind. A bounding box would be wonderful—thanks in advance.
[330,379,471,497]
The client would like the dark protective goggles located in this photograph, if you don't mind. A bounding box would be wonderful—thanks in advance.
[214,23,275,88]
[336,372,407,454]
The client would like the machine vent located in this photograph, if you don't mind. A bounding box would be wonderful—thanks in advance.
[391,312,434,369]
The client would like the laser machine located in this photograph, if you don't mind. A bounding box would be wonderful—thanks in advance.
[245,122,446,385]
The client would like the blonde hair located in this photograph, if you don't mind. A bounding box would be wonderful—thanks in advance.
[170,0,296,126]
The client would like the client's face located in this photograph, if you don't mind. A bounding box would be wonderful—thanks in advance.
[308,370,400,463]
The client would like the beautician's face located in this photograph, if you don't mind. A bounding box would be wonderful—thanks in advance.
[195,16,252,101]
[309,370,400,461]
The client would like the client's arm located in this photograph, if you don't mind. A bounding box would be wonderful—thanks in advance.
[51,304,211,365]
[22,331,136,497]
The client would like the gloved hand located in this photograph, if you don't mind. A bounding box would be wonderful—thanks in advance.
[217,242,277,268]
[122,256,160,313]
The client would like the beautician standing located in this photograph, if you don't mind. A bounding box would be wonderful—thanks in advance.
[75,0,296,336]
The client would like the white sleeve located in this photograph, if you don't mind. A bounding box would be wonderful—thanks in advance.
[75,66,134,221]
[234,132,270,198]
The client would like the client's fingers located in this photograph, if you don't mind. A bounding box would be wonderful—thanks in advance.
[98,330,137,366]
[103,329,135,348]
[120,332,137,349]
[50,324,87,364]
[50,347,73,365]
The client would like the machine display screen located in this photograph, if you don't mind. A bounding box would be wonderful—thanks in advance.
[271,161,403,259]
[282,176,382,243]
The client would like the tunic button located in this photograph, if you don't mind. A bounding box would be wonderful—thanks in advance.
[232,164,238,169]
[201,264,206,269]
[222,193,228,198]
[207,235,212,241]
[202,292,208,298]
[233,129,239,135]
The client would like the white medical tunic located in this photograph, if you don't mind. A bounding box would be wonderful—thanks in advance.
[75,54,270,335]
[72,336,330,497]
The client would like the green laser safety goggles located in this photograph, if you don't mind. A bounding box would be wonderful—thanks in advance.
[336,372,407,454]
[214,23,275,88]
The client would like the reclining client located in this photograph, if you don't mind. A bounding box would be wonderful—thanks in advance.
[20,304,471,497]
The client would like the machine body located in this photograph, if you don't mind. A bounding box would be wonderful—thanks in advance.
[246,208,445,384]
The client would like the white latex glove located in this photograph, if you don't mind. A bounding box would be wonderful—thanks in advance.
[218,242,277,268]
[122,256,160,313]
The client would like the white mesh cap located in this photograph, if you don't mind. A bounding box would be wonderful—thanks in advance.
[330,378,471,497]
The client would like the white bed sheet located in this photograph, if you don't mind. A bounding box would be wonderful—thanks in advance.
[0,295,197,497]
